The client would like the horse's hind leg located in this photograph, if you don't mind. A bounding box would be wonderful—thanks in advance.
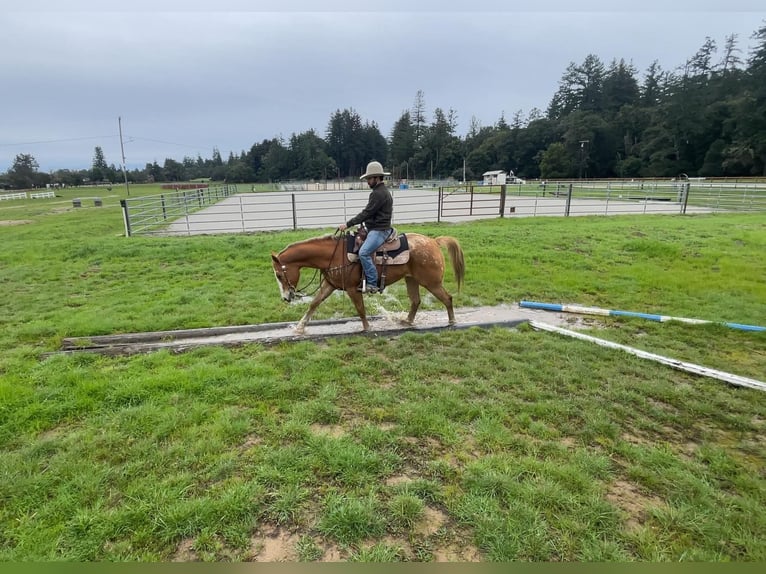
[404,276,421,325]
[424,283,456,325]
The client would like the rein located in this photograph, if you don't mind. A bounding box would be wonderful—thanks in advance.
[322,230,355,291]
[277,232,354,298]
[274,257,320,299]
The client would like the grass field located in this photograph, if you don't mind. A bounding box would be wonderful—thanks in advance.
[1,184,765,561]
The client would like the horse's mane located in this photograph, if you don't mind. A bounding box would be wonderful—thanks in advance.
[280,234,339,254]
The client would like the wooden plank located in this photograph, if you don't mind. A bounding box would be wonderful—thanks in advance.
[50,319,530,358]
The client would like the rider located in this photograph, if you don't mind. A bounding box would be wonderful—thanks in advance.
[338,160,394,294]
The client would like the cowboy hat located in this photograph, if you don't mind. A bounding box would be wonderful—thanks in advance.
[359,160,390,180]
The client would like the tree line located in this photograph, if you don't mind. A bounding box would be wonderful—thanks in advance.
[3,22,765,190]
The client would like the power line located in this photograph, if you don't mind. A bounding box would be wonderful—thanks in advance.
[0,135,118,147]
[125,136,205,150]
[1,134,206,151]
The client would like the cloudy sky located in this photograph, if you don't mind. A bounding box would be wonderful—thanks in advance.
[2,0,765,172]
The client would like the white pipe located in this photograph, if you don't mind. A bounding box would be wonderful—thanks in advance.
[520,300,765,332]
[529,320,766,393]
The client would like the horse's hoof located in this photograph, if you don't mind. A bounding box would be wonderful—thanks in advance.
[398,318,414,326]
[294,325,306,335]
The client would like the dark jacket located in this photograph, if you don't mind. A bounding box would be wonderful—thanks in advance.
[346,182,393,230]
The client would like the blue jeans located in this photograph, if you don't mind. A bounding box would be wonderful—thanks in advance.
[359,228,391,286]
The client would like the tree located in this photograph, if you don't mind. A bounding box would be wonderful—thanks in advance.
[388,111,416,179]
[719,34,743,75]
[416,107,460,179]
[412,90,427,144]
[687,36,717,79]
[260,138,291,182]
[547,54,606,119]
[287,129,336,180]
[326,108,366,177]
[729,20,766,174]
[91,146,108,182]
[602,58,640,112]
[539,143,572,178]
[699,139,727,176]
[163,158,186,182]
[7,153,40,189]
[361,122,388,169]
[145,161,164,183]
[641,61,666,107]
[225,160,255,183]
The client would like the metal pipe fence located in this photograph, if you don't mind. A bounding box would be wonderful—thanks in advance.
[120,184,239,236]
[120,180,766,237]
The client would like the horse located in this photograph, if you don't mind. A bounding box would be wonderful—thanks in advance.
[271,231,465,334]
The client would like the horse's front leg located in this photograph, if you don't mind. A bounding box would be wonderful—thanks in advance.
[294,280,336,335]
[346,290,371,331]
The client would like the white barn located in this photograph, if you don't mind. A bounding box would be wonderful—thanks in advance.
[482,170,507,185]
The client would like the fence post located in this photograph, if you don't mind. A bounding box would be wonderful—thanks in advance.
[183,191,191,236]
[291,194,297,230]
[469,185,474,216]
[161,194,167,220]
[681,182,690,214]
[437,187,442,223]
[120,199,132,237]
[565,183,573,216]
[499,184,507,218]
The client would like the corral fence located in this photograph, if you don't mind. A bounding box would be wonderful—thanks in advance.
[119,179,766,237]
[119,184,239,236]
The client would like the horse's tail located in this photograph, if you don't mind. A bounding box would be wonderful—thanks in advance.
[435,236,465,291]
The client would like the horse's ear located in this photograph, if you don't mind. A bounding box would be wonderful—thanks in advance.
[271,252,280,263]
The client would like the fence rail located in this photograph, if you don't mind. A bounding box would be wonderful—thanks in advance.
[120,184,239,236]
[119,180,766,237]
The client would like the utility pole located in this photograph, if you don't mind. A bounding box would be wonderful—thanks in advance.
[118,116,130,196]
[578,140,589,180]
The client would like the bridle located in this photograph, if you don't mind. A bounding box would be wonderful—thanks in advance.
[274,256,319,301]
[274,232,355,301]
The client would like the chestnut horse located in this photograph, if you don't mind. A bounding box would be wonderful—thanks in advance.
[271,232,465,334]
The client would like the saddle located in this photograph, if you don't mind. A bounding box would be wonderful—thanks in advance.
[346,227,410,265]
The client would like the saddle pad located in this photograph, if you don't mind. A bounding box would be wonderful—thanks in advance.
[347,234,410,265]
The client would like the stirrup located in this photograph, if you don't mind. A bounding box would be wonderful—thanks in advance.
[357,280,379,294]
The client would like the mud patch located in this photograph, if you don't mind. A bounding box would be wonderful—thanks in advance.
[359,535,410,559]
[385,474,415,487]
[250,526,300,561]
[0,219,34,226]
[415,506,448,537]
[605,479,665,531]
[320,544,345,562]
[432,540,482,562]
[172,538,198,562]
[310,424,345,438]
[621,431,654,447]
[240,434,262,450]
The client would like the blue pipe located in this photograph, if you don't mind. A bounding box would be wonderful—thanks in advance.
[519,301,765,333]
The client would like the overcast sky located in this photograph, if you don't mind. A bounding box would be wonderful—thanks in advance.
[2,0,765,172]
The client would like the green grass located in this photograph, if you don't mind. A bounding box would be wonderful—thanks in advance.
[0,183,765,561]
